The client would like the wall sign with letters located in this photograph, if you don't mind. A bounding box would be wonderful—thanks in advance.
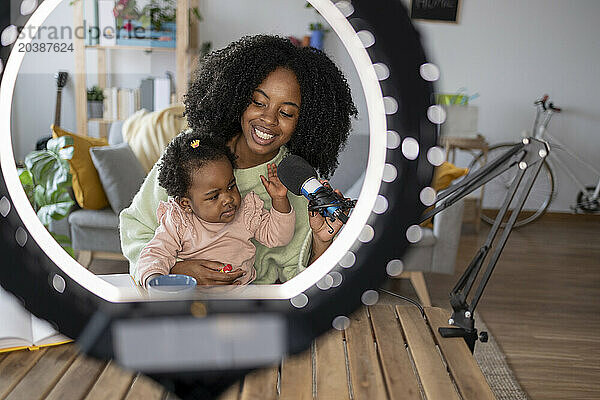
[411,0,461,23]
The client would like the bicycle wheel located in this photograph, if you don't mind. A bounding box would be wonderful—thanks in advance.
[468,143,555,228]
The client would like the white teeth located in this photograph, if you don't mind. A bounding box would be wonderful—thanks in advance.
[255,128,274,140]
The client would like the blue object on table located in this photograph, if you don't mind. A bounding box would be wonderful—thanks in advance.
[147,274,197,294]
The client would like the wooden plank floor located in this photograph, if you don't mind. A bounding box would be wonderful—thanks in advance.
[421,213,600,400]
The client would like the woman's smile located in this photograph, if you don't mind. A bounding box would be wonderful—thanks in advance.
[252,125,277,144]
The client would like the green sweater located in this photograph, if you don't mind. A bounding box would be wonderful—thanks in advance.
[119,147,312,284]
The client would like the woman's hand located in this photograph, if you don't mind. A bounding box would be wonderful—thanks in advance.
[309,211,344,243]
[260,163,291,213]
[308,181,348,263]
[171,259,245,285]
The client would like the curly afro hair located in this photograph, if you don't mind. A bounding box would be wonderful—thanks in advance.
[184,35,358,178]
[158,128,237,199]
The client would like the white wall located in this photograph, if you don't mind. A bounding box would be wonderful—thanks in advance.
[404,0,600,212]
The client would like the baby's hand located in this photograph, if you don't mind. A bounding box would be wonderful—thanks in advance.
[260,163,288,199]
[260,163,291,213]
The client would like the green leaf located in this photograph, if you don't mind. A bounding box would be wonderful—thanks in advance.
[37,199,74,226]
[18,168,33,186]
[21,134,74,227]
[46,136,73,154]
[51,232,71,244]
[191,7,202,22]
[25,147,72,195]
[49,190,73,205]
[33,185,47,207]
[58,146,74,161]
[18,169,35,204]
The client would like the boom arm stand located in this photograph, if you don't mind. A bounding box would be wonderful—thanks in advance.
[418,138,549,352]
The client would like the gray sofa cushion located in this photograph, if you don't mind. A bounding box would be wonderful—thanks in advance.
[90,142,146,214]
[68,208,121,252]
[69,208,119,229]
[70,223,121,252]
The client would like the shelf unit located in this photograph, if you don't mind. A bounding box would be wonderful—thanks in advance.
[73,0,198,137]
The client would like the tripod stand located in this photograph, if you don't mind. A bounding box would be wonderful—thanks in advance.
[419,137,549,352]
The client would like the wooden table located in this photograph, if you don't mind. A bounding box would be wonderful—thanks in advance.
[0,306,494,399]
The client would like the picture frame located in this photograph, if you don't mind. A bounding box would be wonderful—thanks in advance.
[410,0,461,23]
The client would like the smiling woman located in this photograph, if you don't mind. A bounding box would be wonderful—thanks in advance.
[0,0,437,389]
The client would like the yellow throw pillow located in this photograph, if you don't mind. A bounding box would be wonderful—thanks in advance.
[432,161,469,192]
[52,125,110,210]
[421,161,469,228]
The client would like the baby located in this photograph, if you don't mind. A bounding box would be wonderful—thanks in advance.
[135,129,295,287]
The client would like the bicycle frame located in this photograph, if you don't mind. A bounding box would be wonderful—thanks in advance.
[531,103,600,203]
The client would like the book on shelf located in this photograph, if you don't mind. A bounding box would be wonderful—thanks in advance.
[140,77,173,112]
[98,78,171,122]
[93,0,100,45]
[140,78,154,111]
[101,87,141,121]
[0,286,72,353]
[85,0,100,46]
[153,77,171,112]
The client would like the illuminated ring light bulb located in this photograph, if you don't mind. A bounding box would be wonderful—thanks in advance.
[0,0,435,377]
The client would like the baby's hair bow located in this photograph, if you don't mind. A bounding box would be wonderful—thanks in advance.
[190,139,200,148]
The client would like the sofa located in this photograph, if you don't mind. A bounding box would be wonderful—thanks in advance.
[50,120,135,266]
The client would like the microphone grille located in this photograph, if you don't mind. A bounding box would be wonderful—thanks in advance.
[277,154,317,196]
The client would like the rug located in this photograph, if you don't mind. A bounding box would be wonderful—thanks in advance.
[474,313,528,400]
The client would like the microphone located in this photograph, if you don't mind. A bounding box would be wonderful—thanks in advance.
[277,154,356,224]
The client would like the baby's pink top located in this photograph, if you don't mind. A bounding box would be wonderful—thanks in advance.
[135,191,295,286]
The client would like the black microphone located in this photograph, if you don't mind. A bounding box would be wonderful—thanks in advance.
[277,154,356,224]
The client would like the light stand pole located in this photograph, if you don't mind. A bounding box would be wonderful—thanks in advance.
[419,137,549,352]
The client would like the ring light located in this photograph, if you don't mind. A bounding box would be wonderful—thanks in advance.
[0,0,438,374]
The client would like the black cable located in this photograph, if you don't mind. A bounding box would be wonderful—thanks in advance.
[378,288,425,317]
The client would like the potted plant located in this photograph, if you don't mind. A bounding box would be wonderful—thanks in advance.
[18,136,76,257]
[305,3,330,50]
[87,86,104,119]
[309,22,330,50]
